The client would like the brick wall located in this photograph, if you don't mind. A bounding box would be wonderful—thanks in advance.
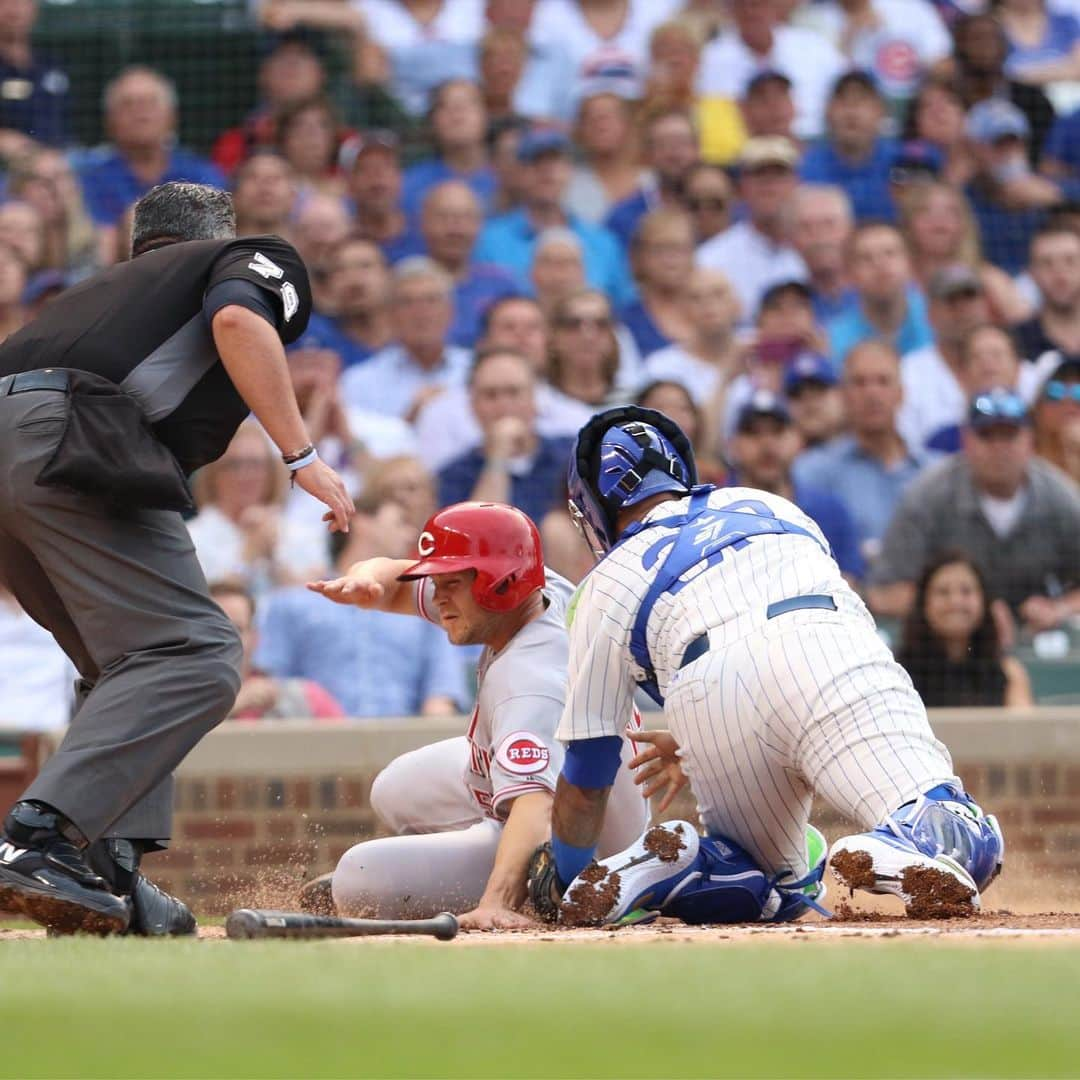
[5,713,1080,916]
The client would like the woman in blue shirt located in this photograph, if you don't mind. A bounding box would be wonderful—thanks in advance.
[997,0,1080,84]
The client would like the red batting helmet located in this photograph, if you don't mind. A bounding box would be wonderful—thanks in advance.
[397,502,545,612]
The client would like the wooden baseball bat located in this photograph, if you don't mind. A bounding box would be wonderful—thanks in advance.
[225,908,459,941]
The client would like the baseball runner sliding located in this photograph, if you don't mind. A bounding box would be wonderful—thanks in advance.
[309,502,647,930]
[528,406,1005,926]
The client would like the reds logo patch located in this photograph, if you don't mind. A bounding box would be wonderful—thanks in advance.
[495,732,551,776]
[418,531,436,557]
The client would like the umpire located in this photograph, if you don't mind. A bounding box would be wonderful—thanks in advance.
[0,182,353,935]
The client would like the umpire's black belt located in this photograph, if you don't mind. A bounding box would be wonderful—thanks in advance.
[0,368,69,396]
[678,594,839,670]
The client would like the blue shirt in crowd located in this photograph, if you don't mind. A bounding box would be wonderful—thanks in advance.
[619,298,671,358]
[1044,107,1080,175]
[1004,12,1080,78]
[794,483,866,581]
[0,55,69,145]
[826,285,933,371]
[966,185,1045,277]
[604,186,658,250]
[77,146,226,226]
[254,587,466,718]
[437,436,574,527]
[793,435,931,557]
[799,138,899,222]
[449,264,521,347]
[401,158,497,223]
[287,312,378,369]
[810,284,860,327]
[475,208,634,307]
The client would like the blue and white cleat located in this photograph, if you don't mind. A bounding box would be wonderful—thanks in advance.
[559,821,701,927]
[830,784,1004,919]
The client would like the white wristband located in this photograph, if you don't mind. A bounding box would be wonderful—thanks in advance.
[286,446,319,473]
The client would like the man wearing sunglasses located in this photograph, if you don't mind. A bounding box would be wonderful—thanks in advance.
[1035,357,1080,486]
[870,387,1080,634]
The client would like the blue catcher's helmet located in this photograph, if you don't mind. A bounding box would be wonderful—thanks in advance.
[568,406,697,556]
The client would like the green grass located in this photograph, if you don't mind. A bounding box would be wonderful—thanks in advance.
[1,938,1079,1079]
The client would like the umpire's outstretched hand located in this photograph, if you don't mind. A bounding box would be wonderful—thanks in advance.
[293,458,354,532]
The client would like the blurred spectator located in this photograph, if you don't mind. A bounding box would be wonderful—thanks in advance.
[0,585,74,732]
[304,235,393,367]
[605,105,701,249]
[799,0,952,115]
[341,257,471,421]
[438,347,573,523]
[287,341,415,478]
[729,390,865,580]
[826,221,933,369]
[697,136,808,324]
[1014,223,1080,364]
[291,193,353,312]
[998,0,1080,85]
[784,350,845,448]
[795,340,929,562]
[547,287,622,409]
[77,67,226,237]
[0,198,42,275]
[870,387,1080,629]
[564,86,644,223]
[621,208,695,356]
[366,453,439,533]
[402,78,495,221]
[212,580,345,721]
[212,31,328,174]
[189,422,330,594]
[528,0,679,107]
[738,70,799,151]
[682,162,734,245]
[964,98,1064,275]
[697,0,845,140]
[232,150,298,240]
[800,70,897,223]
[790,184,858,324]
[951,13,1054,165]
[900,180,1031,324]
[901,77,978,189]
[530,227,587,314]
[478,24,528,122]
[486,114,530,213]
[475,129,631,304]
[255,490,465,717]
[895,551,1033,708]
[275,95,346,201]
[6,147,97,278]
[419,180,518,347]
[900,266,992,450]
[643,266,741,406]
[1034,355,1080,483]
[0,0,69,146]
[343,129,422,265]
[0,238,27,342]
[540,475,595,585]
[415,293,592,471]
[347,0,484,118]
[1041,104,1080,183]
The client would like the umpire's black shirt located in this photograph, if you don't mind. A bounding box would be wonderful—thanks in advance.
[0,235,311,474]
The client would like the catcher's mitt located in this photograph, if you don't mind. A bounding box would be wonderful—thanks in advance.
[526,841,566,924]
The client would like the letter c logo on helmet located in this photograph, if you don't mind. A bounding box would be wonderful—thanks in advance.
[397,502,545,612]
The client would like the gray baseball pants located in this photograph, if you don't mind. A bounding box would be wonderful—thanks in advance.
[0,383,241,845]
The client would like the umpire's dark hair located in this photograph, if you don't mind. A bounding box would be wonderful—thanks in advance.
[131,181,236,258]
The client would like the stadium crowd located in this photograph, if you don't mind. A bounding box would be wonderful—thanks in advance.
[2,0,1080,726]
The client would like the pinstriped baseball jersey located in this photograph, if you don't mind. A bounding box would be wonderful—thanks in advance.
[557,484,956,879]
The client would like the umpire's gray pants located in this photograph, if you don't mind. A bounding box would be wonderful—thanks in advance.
[0,385,241,844]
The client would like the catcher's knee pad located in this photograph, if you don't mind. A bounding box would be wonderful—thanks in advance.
[888,783,1004,892]
[664,828,828,925]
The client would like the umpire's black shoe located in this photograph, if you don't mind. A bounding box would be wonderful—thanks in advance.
[87,838,197,937]
[0,801,130,935]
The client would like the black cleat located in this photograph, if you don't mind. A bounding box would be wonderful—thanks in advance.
[0,802,130,935]
[87,838,197,937]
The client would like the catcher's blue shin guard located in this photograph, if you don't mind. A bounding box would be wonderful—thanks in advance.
[830,783,1004,918]
[559,821,829,927]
